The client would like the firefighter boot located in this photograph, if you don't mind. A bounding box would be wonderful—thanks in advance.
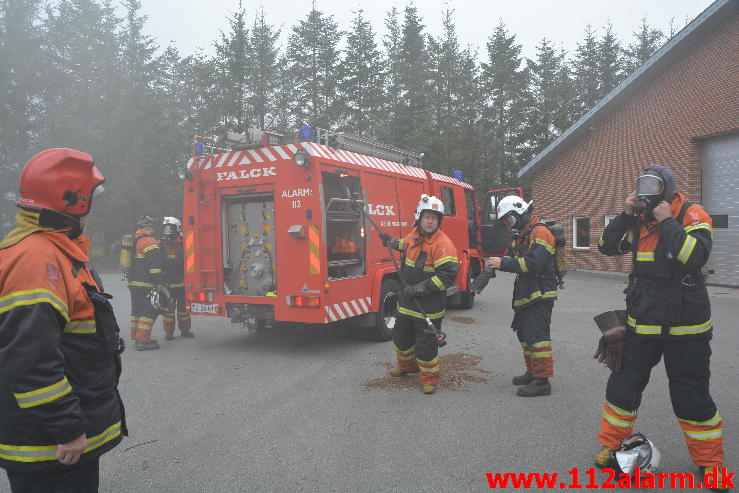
[699,466,729,493]
[516,377,551,397]
[594,446,616,469]
[422,384,435,394]
[180,330,194,338]
[164,332,174,341]
[388,366,418,377]
[512,371,533,385]
[135,340,160,351]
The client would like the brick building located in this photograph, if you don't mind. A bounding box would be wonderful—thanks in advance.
[518,0,739,286]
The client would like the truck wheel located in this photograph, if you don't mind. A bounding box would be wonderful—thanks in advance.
[375,279,400,341]
[458,265,478,309]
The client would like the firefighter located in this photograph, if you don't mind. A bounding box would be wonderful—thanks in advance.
[128,215,168,350]
[160,217,193,340]
[380,194,459,394]
[594,165,727,492]
[484,196,557,397]
[0,149,126,492]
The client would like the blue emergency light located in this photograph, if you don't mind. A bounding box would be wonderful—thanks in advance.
[453,170,464,181]
[194,142,204,155]
[300,125,314,140]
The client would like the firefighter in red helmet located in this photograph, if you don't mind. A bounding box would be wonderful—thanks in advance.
[380,194,459,394]
[0,149,126,492]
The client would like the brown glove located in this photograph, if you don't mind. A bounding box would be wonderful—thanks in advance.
[594,337,625,372]
[593,310,627,372]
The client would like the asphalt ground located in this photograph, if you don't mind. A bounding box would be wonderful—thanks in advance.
[2,271,737,492]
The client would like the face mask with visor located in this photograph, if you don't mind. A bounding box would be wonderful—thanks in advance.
[632,173,664,215]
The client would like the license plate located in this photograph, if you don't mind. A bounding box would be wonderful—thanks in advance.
[190,303,218,314]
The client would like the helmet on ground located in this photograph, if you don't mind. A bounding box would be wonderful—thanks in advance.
[17,148,105,217]
[137,215,156,228]
[414,194,445,222]
[496,195,532,230]
[162,217,182,238]
[614,433,661,475]
[149,289,173,314]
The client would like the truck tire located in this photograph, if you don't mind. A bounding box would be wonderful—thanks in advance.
[458,263,479,309]
[375,278,400,341]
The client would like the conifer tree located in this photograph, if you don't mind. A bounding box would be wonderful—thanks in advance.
[214,1,250,131]
[624,18,664,74]
[480,20,529,186]
[572,24,600,115]
[597,21,625,97]
[248,9,280,131]
[285,6,342,129]
[390,5,431,149]
[338,9,385,136]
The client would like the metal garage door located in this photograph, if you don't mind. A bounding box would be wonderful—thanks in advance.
[702,133,739,287]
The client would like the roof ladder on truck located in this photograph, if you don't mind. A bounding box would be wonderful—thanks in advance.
[298,127,425,167]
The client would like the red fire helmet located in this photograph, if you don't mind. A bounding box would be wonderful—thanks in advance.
[17,148,105,216]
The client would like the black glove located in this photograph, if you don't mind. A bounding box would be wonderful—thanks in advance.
[379,233,392,247]
[469,269,495,294]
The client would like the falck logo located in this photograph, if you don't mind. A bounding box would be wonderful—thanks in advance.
[216,166,277,182]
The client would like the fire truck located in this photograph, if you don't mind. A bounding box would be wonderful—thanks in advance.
[179,127,513,340]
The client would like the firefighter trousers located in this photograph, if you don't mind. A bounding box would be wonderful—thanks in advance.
[162,287,191,333]
[128,286,158,342]
[598,331,724,466]
[6,457,99,493]
[512,300,554,378]
[393,314,441,386]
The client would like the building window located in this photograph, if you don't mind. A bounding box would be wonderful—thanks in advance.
[604,214,617,228]
[573,217,590,249]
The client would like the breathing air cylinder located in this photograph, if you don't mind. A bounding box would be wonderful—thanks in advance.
[120,234,134,280]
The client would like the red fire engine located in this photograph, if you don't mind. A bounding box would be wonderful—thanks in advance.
[180,127,509,340]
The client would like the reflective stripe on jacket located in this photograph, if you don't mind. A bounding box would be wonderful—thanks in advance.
[0,231,124,472]
[499,217,558,310]
[598,192,713,339]
[391,227,459,320]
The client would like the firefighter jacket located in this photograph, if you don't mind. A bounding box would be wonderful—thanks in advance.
[499,216,558,311]
[390,227,459,320]
[598,192,713,339]
[160,236,184,288]
[0,226,125,473]
[127,229,165,289]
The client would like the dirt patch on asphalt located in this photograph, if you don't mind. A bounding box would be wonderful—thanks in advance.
[448,316,476,324]
[362,353,490,390]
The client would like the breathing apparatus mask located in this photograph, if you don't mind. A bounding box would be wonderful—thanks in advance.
[632,172,665,215]
[162,223,178,240]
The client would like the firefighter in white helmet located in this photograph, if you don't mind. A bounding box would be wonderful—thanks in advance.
[160,217,193,340]
[482,195,558,397]
[379,194,459,394]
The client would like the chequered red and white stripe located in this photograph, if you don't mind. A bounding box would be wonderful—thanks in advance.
[324,297,372,323]
[428,171,472,189]
[185,143,475,186]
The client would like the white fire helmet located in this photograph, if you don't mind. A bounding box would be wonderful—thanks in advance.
[414,194,445,222]
[496,195,531,221]
[162,217,182,237]
[614,433,661,475]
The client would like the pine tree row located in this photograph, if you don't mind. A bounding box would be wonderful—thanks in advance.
[0,1,670,239]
